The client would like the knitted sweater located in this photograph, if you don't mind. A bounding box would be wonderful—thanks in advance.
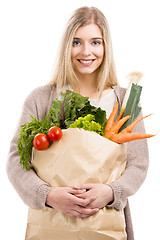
[6,84,149,240]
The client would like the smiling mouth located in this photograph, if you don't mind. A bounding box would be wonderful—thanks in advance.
[78,59,96,64]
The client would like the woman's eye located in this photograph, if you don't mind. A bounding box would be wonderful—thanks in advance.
[92,41,100,46]
[72,41,80,46]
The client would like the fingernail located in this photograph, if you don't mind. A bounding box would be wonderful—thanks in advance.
[80,189,86,192]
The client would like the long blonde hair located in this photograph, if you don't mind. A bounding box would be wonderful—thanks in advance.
[48,6,118,94]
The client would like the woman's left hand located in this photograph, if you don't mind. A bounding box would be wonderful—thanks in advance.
[72,183,114,210]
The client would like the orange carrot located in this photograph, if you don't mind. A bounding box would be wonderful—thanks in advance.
[104,115,131,138]
[114,109,125,125]
[104,101,155,144]
[110,132,154,144]
[121,114,152,133]
[110,115,131,134]
[104,101,118,133]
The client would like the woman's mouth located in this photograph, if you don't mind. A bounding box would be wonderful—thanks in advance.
[77,59,96,66]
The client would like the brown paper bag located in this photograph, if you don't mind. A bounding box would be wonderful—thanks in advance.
[25,128,127,240]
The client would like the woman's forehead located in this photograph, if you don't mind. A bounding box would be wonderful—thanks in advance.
[74,24,102,39]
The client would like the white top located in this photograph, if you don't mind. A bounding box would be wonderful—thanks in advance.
[89,89,116,119]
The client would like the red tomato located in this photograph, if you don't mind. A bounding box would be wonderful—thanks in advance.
[48,126,63,141]
[33,133,50,150]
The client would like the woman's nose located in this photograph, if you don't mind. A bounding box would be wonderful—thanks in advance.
[82,43,91,56]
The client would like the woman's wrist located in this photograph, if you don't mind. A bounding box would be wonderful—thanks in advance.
[46,188,54,207]
[106,184,114,205]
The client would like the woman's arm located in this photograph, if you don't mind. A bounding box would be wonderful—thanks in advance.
[6,86,53,208]
[107,87,150,210]
[6,85,100,217]
[108,112,149,210]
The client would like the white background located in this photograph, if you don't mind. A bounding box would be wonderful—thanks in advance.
[1,0,160,239]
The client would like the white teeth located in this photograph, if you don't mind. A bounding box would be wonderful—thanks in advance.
[79,60,93,64]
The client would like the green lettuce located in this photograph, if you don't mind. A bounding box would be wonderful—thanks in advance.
[69,114,103,135]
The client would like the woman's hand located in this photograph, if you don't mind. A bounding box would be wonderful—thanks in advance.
[46,187,99,218]
[73,184,114,209]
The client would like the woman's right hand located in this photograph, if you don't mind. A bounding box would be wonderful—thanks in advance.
[46,187,99,218]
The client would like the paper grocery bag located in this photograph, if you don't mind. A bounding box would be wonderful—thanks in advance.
[25,128,127,240]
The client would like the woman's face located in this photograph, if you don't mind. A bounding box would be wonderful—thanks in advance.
[71,23,104,79]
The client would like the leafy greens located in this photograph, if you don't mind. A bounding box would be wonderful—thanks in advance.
[69,114,103,135]
[49,90,106,128]
[18,90,107,170]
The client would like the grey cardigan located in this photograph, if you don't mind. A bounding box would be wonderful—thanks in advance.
[6,84,149,240]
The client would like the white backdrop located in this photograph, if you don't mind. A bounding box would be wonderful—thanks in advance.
[1,0,160,239]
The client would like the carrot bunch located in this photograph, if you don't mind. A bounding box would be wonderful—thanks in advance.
[104,102,154,144]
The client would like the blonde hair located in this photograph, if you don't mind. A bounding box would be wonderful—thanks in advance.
[48,6,118,94]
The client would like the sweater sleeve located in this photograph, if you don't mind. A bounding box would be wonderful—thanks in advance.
[6,86,53,208]
[108,109,149,210]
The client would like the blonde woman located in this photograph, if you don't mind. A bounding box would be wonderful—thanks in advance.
[7,7,149,240]
[51,6,117,98]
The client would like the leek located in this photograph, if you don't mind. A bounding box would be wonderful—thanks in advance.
[120,72,143,130]
[120,72,143,114]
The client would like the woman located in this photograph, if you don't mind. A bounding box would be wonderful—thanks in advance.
[7,6,149,240]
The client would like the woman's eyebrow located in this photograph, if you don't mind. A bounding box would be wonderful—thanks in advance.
[91,37,103,40]
[73,37,103,40]
[73,37,81,40]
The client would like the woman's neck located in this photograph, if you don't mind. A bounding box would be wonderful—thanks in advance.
[73,71,112,99]
[74,72,98,98]
[73,83,112,99]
